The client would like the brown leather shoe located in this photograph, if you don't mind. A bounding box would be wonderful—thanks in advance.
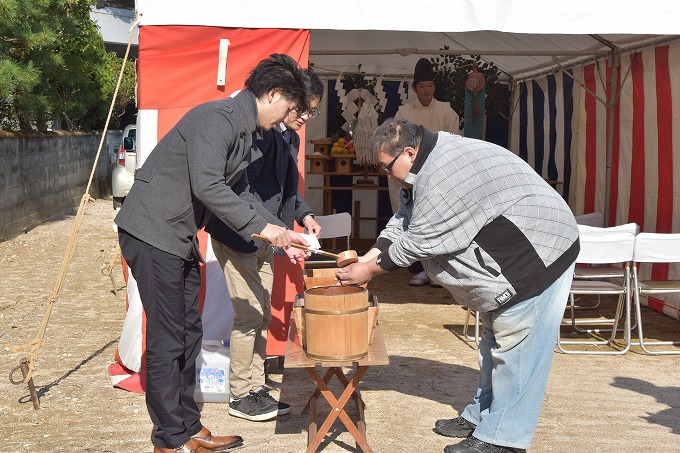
[152,438,212,452]
[191,427,243,450]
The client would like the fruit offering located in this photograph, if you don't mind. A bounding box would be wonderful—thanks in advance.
[331,137,355,154]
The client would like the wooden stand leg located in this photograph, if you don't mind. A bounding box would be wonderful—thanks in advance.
[308,392,316,448]
[302,368,336,414]
[304,368,335,445]
[355,387,366,448]
[334,366,367,449]
[305,366,372,453]
[331,368,363,402]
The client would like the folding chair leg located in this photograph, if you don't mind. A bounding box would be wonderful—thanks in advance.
[571,294,602,310]
[557,284,632,355]
[631,280,680,355]
[568,294,627,339]
[462,308,480,345]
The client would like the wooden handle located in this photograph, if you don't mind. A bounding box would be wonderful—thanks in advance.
[251,233,340,259]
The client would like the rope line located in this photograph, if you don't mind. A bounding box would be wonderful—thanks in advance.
[12,16,140,385]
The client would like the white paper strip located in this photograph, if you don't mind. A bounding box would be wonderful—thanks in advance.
[217,39,230,86]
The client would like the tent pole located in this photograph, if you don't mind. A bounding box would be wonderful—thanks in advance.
[559,67,609,107]
[604,48,620,227]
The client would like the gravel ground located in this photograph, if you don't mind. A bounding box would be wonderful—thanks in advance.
[0,197,679,452]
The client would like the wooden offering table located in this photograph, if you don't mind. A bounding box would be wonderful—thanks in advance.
[285,317,389,452]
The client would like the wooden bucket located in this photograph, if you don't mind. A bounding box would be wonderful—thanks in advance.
[304,268,367,289]
[304,285,369,361]
[304,268,339,289]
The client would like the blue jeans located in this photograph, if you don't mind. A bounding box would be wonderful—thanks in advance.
[461,264,575,449]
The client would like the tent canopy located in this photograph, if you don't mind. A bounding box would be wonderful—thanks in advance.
[307,31,677,81]
[124,1,680,336]
[137,0,680,80]
[137,0,680,34]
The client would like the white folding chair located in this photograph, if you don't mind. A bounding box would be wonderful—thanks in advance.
[574,211,604,227]
[576,222,640,235]
[571,223,639,311]
[631,233,680,355]
[572,213,604,309]
[304,212,352,269]
[557,227,636,354]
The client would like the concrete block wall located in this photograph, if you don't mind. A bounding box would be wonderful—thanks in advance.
[0,131,123,241]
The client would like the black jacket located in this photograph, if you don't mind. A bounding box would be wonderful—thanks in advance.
[207,127,313,252]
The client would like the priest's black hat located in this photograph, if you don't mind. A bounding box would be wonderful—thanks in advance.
[413,58,435,83]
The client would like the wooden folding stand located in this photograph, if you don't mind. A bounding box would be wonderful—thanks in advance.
[285,317,389,452]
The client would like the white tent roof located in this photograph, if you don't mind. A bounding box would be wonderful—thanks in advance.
[137,0,680,34]
[136,0,680,80]
[306,30,676,81]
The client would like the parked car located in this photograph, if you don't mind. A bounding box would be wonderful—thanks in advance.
[112,124,137,209]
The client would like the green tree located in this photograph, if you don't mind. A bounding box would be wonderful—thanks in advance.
[430,49,503,131]
[97,0,134,9]
[43,0,114,130]
[100,50,136,129]
[0,0,61,130]
[0,0,134,131]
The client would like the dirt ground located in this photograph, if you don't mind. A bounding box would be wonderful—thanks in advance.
[1,197,679,453]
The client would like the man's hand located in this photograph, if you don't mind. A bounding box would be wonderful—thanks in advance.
[303,216,322,237]
[259,224,310,249]
[283,245,309,264]
[335,258,385,286]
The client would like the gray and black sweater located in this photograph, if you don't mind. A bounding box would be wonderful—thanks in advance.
[374,128,579,312]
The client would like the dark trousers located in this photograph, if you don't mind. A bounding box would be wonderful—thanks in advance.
[119,229,203,448]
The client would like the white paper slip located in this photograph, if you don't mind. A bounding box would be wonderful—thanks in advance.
[298,233,321,250]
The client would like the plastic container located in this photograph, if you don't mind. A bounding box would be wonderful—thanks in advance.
[194,340,230,403]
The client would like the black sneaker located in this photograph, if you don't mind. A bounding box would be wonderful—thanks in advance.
[228,390,278,421]
[444,435,526,453]
[435,416,476,438]
[256,388,291,415]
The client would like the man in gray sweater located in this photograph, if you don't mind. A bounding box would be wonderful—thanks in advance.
[115,54,311,453]
[336,118,579,453]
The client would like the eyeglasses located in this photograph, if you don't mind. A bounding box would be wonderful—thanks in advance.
[381,152,403,173]
[297,107,320,119]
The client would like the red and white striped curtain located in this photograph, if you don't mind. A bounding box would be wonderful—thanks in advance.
[510,42,680,319]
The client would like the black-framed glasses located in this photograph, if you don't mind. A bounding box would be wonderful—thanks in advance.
[381,152,402,173]
[297,107,320,119]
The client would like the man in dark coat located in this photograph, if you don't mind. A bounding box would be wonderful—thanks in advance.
[115,54,311,453]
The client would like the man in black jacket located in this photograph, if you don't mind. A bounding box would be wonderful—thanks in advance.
[207,69,324,422]
[115,54,311,453]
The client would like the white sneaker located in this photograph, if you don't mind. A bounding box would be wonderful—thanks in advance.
[409,271,429,287]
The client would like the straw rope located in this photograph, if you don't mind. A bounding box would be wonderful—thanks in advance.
[12,16,140,385]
